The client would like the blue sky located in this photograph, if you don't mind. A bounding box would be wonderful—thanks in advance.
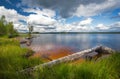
[0,0,120,32]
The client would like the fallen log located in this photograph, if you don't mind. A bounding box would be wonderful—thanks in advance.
[20,46,115,72]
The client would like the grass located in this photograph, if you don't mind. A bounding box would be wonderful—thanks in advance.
[32,53,120,79]
[0,38,19,46]
[0,37,120,79]
[0,38,43,79]
[19,33,28,38]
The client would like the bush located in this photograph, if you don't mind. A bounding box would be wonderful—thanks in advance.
[0,15,19,37]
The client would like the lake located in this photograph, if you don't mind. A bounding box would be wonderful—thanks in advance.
[31,34,120,53]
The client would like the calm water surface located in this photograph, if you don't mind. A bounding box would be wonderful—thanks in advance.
[31,34,120,52]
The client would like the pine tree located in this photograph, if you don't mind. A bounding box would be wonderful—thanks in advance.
[0,15,7,36]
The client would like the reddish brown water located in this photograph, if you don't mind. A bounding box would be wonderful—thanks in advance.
[29,34,120,62]
[30,44,75,62]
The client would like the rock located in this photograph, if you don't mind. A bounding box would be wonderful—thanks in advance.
[85,52,98,61]
[20,39,27,44]
[95,46,115,54]
[26,41,31,46]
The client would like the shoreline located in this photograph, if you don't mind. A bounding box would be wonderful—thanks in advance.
[20,32,120,34]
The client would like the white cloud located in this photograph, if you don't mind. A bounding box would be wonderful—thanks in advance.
[78,18,93,25]
[23,8,58,32]
[33,27,46,32]
[24,8,57,27]
[95,22,120,31]
[1,6,120,32]
[54,18,93,32]
[96,24,109,30]
[74,0,120,17]
[0,6,26,24]
[118,12,120,16]
[59,16,120,32]
[0,6,57,32]
[15,24,28,30]
[72,18,94,32]
[24,8,55,18]
[110,22,120,28]
[0,6,28,31]
[27,14,56,25]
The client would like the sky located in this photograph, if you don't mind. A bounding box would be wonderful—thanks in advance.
[0,0,120,32]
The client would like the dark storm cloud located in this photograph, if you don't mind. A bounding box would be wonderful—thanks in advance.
[21,0,106,18]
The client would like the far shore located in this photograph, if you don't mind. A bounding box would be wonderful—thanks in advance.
[19,32,120,34]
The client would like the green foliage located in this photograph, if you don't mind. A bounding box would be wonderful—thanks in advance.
[0,15,19,37]
[0,38,43,79]
[0,15,7,36]
[32,53,120,79]
[0,38,19,46]
[28,24,33,38]
[0,38,120,79]
[6,22,19,38]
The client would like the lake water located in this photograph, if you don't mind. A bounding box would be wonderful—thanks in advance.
[31,34,120,53]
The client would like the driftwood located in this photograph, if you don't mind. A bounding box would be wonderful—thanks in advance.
[20,46,115,72]
[20,38,32,46]
[20,39,27,44]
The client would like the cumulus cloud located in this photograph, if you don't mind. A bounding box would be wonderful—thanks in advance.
[61,21,120,32]
[0,6,26,24]
[109,22,120,31]
[25,8,57,32]
[20,0,120,18]
[14,24,28,31]
[72,18,93,31]
[78,18,93,25]
[23,8,55,18]
[0,6,28,31]
[54,18,94,32]
[0,6,57,32]
[74,0,120,17]
[23,8,56,28]
[110,22,120,27]
[96,24,109,30]
[95,22,120,31]
[27,14,56,26]
[1,4,120,32]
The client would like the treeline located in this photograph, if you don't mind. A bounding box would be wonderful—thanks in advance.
[0,15,18,38]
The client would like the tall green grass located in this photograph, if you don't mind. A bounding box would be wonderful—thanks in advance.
[0,38,43,79]
[0,38,19,46]
[33,53,120,79]
[0,38,120,79]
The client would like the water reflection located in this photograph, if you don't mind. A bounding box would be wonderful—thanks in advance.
[31,34,120,51]
[30,34,120,60]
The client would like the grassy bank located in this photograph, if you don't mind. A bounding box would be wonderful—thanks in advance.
[33,53,120,79]
[0,38,120,79]
[0,38,43,79]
